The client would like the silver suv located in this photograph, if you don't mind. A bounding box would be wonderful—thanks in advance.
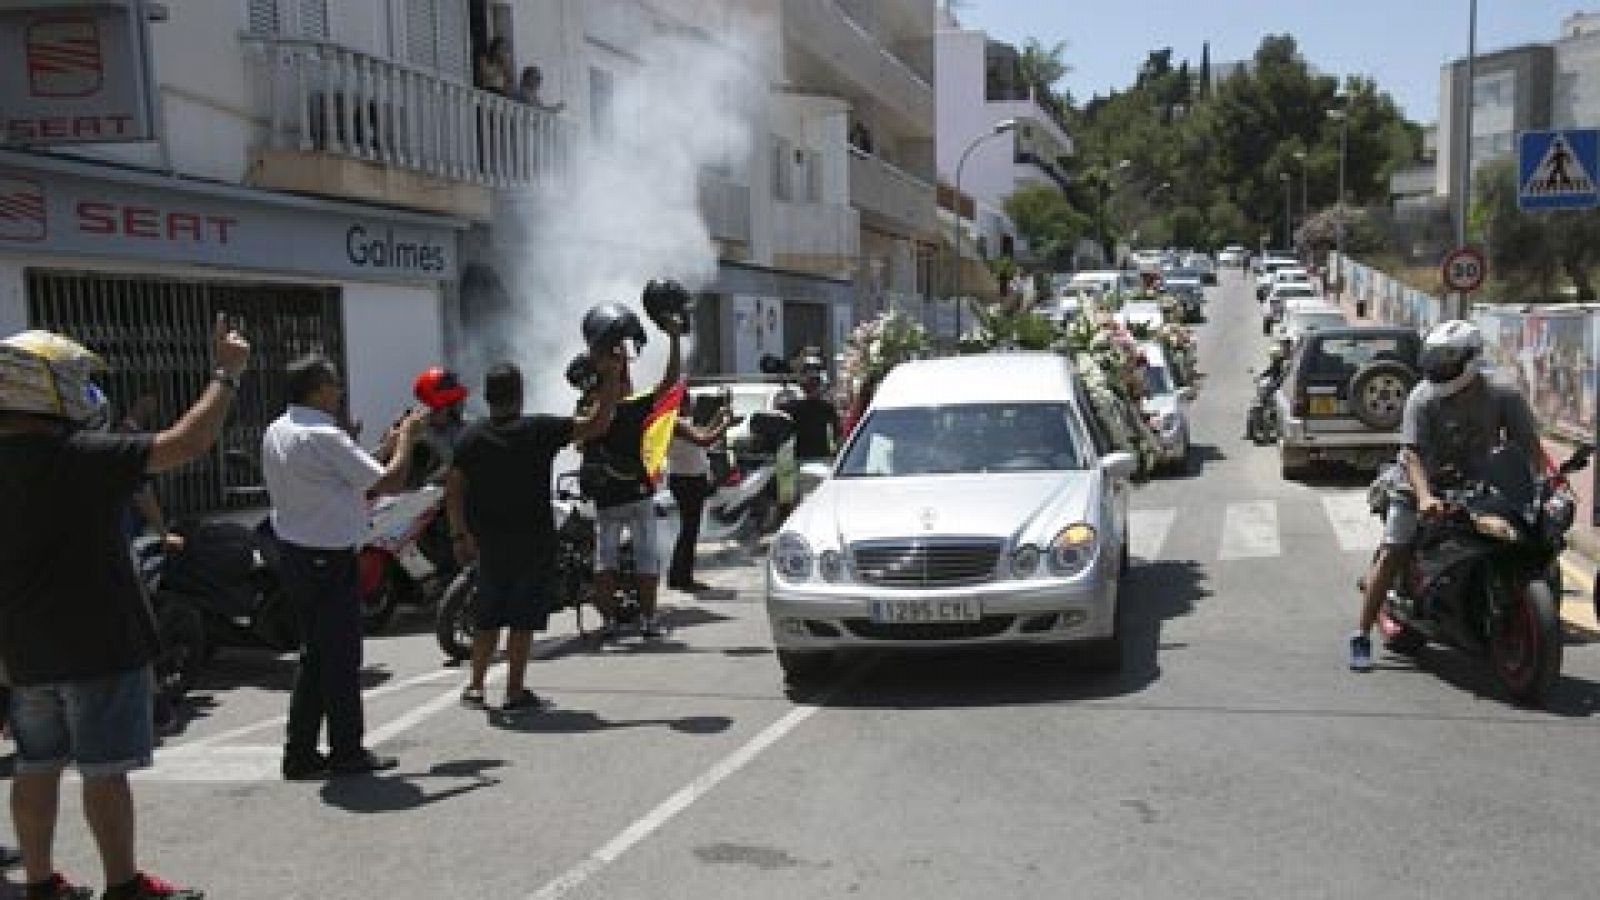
[1273,326,1421,479]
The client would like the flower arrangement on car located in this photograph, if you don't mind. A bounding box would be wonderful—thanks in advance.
[1064,317,1163,478]
[839,310,930,436]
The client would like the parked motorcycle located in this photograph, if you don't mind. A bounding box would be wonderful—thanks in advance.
[1244,371,1281,444]
[144,520,301,698]
[435,472,641,661]
[360,483,453,633]
[1376,442,1592,707]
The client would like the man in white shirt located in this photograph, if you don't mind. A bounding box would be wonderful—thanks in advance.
[262,355,424,780]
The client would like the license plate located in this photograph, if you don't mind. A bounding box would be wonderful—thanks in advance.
[870,598,982,624]
[1309,395,1340,416]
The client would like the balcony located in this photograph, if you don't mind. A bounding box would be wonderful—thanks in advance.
[242,37,574,220]
[849,148,936,237]
[774,200,860,278]
[784,0,934,137]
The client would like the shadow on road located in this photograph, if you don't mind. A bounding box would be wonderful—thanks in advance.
[1163,443,1225,480]
[1374,642,1600,718]
[798,559,1211,709]
[486,706,734,736]
[318,758,505,813]
[1297,465,1379,488]
[194,654,393,694]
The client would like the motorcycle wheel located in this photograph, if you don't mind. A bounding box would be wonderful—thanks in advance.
[154,599,209,700]
[1489,579,1563,707]
[435,568,479,663]
[360,567,401,635]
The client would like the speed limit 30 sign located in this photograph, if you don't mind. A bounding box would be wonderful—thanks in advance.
[1441,246,1487,293]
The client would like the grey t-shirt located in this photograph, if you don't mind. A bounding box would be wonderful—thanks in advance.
[1399,374,1539,482]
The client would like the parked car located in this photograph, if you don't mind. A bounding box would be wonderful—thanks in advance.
[1138,341,1197,472]
[1161,270,1206,322]
[1070,270,1141,302]
[1218,245,1248,268]
[1261,282,1320,333]
[1116,301,1166,332]
[1273,326,1422,478]
[765,352,1137,683]
[1276,304,1348,344]
[1255,256,1300,296]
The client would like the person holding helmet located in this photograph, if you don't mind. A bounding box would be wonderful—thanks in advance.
[1350,320,1541,672]
[579,293,683,640]
[0,316,248,900]
[392,366,470,489]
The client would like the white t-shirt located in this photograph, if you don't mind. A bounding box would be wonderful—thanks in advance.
[262,405,385,549]
[666,417,709,478]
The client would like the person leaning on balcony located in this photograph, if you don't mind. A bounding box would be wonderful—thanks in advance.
[475,37,512,95]
[516,66,566,114]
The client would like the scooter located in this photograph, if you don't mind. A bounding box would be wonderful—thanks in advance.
[1245,371,1281,444]
[1376,442,1592,707]
[359,483,453,634]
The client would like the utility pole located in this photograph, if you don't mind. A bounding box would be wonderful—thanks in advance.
[1452,0,1479,322]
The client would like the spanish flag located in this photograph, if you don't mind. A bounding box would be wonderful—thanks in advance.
[640,379,688,487]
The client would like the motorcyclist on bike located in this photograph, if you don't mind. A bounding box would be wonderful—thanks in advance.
[1244,338,1290,439]
[1351,320,1542,671]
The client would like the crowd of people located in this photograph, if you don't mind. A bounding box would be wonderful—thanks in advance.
[0,280,840,898]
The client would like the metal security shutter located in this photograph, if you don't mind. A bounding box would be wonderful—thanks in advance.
[248,0,281,35]
[435,0,468,81]
[296,0,329,40]
[26,271,345,519]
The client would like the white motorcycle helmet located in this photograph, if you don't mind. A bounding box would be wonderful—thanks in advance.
[1419,319,1484,398]
[0,329,107,425]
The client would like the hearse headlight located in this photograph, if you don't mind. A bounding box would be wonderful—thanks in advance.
[773,532,815,581]
[1048,524,1098,576]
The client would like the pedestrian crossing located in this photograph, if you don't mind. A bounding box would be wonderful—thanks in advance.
[1129,491,1383,563]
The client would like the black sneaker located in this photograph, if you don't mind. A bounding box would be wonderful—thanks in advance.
[281,750,330,781]
[501,688,546,712]
[25,873,92,900]
[100,872,203,899]
[327,750,399,775]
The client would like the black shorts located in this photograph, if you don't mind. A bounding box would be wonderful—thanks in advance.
[475,549,558,632]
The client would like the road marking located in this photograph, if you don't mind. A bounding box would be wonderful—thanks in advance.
[1558,555,1599,632]
[137,745,283,783]
[1218,501,1280,560]
[1128,507,1177,562]
[1320,492,1382,554]
[526,674,855,900]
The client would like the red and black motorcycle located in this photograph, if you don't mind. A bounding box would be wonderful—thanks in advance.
[1378,443,1592,707]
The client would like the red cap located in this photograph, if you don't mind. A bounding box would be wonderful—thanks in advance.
[413,367,468,410]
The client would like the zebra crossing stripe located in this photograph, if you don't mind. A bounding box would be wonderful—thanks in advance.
[1320,492,1383,555]
[1128,507,1178,562]
[1218,501,1281,560]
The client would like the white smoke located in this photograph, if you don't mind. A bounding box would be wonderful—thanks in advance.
[477,28,759,415]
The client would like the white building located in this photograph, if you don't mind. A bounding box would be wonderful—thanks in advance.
[936,10,1073,276]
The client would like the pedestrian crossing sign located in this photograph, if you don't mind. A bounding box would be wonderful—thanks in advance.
[1519,129,1600,210]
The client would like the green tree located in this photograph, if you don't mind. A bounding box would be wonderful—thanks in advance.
[1474,158,1600,302]
[1003,183,1093,270]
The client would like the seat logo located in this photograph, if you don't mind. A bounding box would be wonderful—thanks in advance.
[0,177,47,243]
[26,18,104,98]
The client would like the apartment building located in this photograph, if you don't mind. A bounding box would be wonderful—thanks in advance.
[936,11,1073,283]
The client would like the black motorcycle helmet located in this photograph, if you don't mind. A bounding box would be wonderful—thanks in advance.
[565,351,600,393]
[642,279,693,336]
[582,302,648,356]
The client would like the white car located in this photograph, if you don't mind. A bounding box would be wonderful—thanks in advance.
[1069,270,1141,301]
[1261,282,1320,332]
[1138,341,1197,472]
[1116,301,1166,332]
[1218,245,1248,267]
[1276,304,1348,343]
[765,352,1136,682]
[1255,256,1300,297]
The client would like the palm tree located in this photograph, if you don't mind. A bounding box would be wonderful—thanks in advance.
[1019,38,1071,96]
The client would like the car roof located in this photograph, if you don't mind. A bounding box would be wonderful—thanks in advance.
[1136,341,1170,368]
[872,353,1080,408]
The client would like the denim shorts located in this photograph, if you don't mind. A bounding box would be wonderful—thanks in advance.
[9,666,155,777]
[595,498,661,575]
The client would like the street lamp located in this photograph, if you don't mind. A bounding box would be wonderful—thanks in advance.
[1327,107,1350,299]
[1292,149,1309,226]
[953,118,1018,331]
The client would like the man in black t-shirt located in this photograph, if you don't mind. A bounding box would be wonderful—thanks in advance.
[0,318,247,900]
[447,361,620,711]
[581,318,684,639]
[780,369,839,461]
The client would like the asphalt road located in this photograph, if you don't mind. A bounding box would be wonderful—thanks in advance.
[11,270,1600,899]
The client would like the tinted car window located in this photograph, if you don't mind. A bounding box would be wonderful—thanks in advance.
[1303,335,1419,379]
[837,403,1086,477]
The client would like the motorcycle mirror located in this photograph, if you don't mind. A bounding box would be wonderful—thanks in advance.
[1561,446,1594,475]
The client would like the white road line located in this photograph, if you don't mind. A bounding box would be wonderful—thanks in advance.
[1320,492,1383,555]
[526,677,854,900]
[1128,507,1178,562]
[1218,500,1281,560]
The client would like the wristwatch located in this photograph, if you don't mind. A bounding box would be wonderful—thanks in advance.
[212,368,241,391]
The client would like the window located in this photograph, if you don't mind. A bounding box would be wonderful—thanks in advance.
[247,0,328,38]
[404,0,469,80]
[1305,336,1418,379]
[590,66,615,142]
[771,137,793,202]
[836,403,1086,477]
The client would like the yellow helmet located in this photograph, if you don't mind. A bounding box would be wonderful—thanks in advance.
[0,330,106,423]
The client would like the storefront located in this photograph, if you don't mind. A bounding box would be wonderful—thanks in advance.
[702,262,854,375]
[0,151,464,516]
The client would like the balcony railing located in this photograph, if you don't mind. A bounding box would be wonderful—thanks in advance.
[243,36,573,188]
[849,148,936,235]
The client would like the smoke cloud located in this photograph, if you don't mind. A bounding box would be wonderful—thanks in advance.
[473,28,759,415]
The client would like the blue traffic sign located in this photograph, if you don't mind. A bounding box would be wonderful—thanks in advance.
[1519,129,1600,210]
